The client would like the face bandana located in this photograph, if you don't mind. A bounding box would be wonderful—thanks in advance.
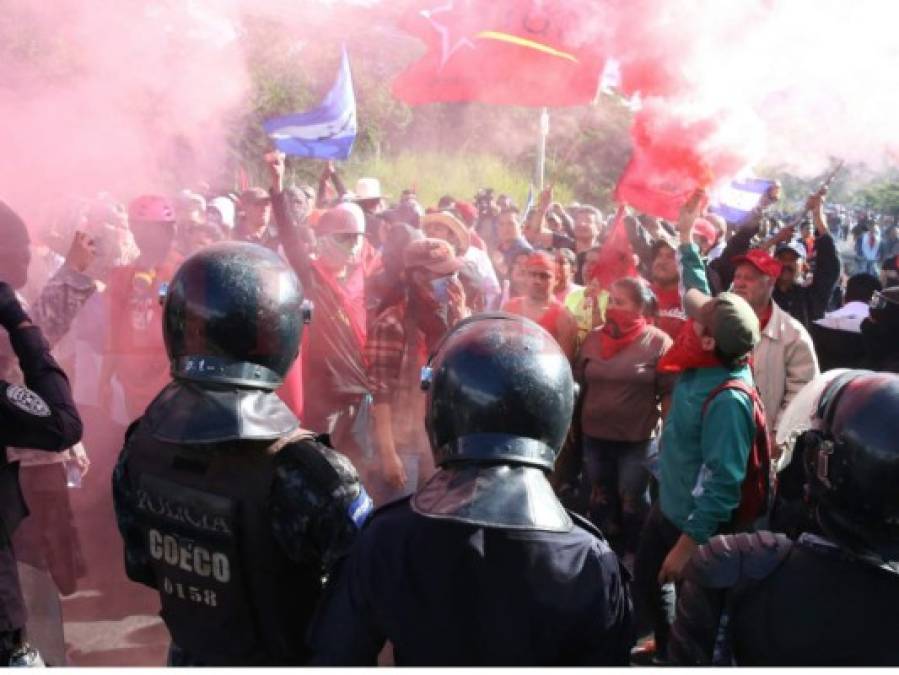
[320,234,363,269]
[656,318,721,374]
[599,308,647,359]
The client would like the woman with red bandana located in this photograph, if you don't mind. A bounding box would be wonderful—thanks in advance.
[574,277,674,561]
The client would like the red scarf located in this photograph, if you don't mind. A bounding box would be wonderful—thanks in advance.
[650,283,686,340]
[599,308,647,359]
[760,302,773,331]
[656,319,721,374]
[652,283,681,310]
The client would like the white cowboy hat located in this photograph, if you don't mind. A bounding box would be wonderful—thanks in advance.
[354,177,385,201]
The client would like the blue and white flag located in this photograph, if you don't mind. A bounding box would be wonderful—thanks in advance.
[710,177,775,225]
[263,48,356,160]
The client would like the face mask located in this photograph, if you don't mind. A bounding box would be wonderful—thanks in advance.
[656,319,721,374]
[604,307,644,337]
[321,234,363,267]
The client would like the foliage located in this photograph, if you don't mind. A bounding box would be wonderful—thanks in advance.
[855,177,899,217]
[226,7,629,208]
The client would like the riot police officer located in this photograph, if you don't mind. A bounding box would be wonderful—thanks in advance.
[670,370,899,666]
[308,313,634,666]
[111,242,372,666]
[0,200,83,665]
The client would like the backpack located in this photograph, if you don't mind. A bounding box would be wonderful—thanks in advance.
[701,379,773,529]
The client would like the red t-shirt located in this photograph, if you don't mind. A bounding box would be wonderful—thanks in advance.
[503,297,567,341]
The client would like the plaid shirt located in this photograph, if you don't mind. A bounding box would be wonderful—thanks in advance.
[365,302,408,404]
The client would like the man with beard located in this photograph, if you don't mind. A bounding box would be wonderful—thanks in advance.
[268,152,375,466]
[365,239,469,505]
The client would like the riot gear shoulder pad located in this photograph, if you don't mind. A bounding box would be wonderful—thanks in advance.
[275,436,360,496]
[144,381,298,444]
[684,531,793,589]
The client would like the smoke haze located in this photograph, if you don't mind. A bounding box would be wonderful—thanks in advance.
[1,0,896,232]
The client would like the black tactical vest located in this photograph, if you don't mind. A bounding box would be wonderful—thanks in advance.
[124,425,322,666]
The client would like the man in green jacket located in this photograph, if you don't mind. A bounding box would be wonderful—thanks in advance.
[632,193,762,665]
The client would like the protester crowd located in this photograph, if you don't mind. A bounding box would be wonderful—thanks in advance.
[1,150,899,666]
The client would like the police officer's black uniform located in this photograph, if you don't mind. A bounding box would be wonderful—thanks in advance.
[111,243,372,667]
[0,281,82,664]
[309,314,634,666]
[670,370,899,666]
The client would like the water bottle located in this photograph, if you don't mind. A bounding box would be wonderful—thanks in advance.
[65,460,82,489]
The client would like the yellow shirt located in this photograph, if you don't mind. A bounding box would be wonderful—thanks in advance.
[564,286,609,348]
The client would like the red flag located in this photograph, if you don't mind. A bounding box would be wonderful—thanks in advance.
[392,0,605,107]
[591,205,638,291]
[615,101,753,221]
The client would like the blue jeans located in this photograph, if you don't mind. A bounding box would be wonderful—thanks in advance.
[633,503,681,658]
[582,436,651,555]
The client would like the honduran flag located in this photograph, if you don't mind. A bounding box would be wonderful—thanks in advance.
[710,177,775,225]
[264,48,357,160]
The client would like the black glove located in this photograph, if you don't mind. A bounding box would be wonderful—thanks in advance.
[0,281,30,330]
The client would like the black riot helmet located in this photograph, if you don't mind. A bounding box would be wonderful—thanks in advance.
[421,313,575,472]
[801,370,899,569]
[162,242,310,390]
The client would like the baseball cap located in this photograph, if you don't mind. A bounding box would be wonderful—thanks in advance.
[404,238,464,275]
[684,289,760,358]
[774,241,807,260]
[732,248,783,278]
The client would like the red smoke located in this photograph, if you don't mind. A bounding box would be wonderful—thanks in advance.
[616,99,761,219]
[0,0,249,230]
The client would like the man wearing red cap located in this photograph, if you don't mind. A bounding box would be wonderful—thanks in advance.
[502,251,578,361]
[728,247,818,443]
[675,191,818,446]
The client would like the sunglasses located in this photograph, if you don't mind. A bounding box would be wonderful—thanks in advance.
[329,233,363,248]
